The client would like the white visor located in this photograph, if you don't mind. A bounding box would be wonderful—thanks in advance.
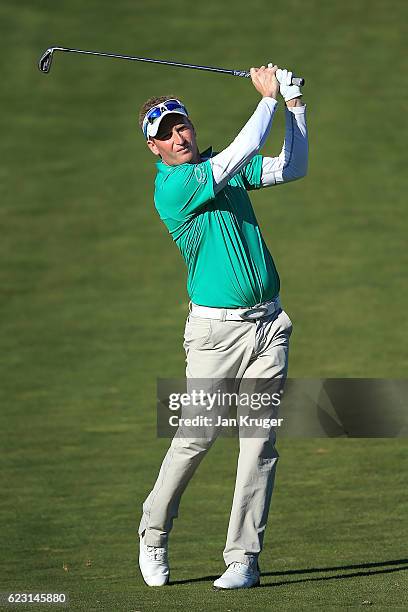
[142,100,189,139]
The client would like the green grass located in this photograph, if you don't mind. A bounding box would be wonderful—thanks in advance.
[1,0,408,609]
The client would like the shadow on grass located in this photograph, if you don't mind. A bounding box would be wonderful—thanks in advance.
[170,558,408,587]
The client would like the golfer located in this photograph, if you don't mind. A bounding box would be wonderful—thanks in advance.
[138,64,308,589]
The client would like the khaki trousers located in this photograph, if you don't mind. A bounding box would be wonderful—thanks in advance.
[138,307,292,567]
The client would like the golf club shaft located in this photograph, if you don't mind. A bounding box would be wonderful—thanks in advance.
[38,46,305,86]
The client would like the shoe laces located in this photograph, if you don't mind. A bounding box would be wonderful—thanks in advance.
[145,544,167,562]
[230,561,257,574]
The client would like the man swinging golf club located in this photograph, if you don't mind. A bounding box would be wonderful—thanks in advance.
[138,63,308,589]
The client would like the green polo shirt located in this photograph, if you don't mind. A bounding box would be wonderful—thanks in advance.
[154,149,280,308]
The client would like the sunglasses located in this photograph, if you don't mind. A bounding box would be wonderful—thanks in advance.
[143,99,188,138]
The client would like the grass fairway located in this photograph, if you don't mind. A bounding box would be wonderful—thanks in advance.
[1,0,407,610]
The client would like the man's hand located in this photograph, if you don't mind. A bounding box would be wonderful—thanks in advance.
[269,64,303,103]
[250,65,280,100]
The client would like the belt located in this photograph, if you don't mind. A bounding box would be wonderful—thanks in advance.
[190,297,281,322]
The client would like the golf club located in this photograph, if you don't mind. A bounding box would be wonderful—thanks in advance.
[38,46,305,86]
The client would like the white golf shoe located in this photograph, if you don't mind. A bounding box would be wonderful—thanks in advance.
[213,561,260,590]
[139,534,169,586]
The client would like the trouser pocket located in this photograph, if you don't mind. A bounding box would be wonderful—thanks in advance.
[183,315,213,352]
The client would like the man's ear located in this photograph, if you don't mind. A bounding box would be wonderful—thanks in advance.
[146,138,160,156]
[189,119,196,137]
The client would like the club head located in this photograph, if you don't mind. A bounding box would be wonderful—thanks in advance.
[38,48,54,73]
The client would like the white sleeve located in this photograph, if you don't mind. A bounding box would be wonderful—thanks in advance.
[209,97,278,194]
[260,105,308,186]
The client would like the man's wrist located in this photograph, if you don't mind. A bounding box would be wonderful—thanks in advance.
[286,97,304,107]
[260,97,278,110]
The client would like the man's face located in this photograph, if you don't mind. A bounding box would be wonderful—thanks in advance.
[146,114,200,166]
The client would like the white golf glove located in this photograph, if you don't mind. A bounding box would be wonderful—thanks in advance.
[268,63,302,102]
